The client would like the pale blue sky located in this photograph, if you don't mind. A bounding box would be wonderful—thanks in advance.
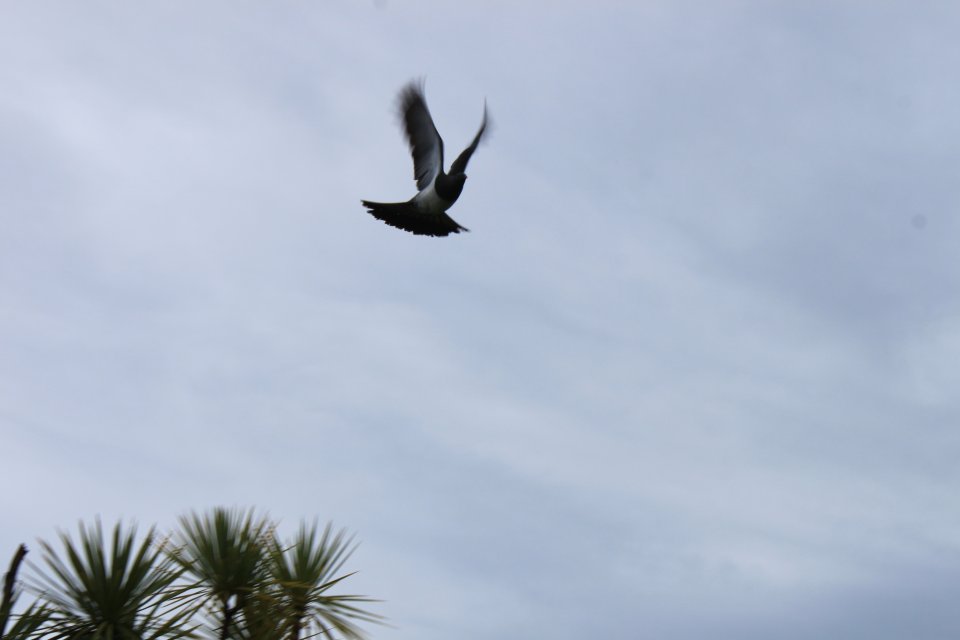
[2,2,960,638]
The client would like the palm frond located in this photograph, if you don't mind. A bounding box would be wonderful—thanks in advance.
[2,544,54,639]
[27,519,195,639]
[167,507,271,639]
[266,522,383,640]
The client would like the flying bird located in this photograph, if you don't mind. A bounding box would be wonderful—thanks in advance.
[362,81,489,237]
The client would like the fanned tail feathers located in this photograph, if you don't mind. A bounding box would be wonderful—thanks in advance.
[361,200,469,237]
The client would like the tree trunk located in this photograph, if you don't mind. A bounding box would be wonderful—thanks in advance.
[289,614,302,640]
[220,596,238,640]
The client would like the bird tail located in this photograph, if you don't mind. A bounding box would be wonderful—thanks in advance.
[360,200,468,237]
[361,200,410,220]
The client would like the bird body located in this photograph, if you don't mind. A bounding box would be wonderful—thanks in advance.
[362,81,488,237]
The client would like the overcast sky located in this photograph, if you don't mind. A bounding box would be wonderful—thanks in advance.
[2,1,960,638]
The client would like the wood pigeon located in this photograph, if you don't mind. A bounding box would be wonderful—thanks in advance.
[362,81,489,237]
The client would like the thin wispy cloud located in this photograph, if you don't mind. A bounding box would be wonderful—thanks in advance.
[2,2,959,639]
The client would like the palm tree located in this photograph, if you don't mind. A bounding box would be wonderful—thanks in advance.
[5,508,383,639]
[167,508,271,640]
[265,522,383,640]
[29,520,194,639]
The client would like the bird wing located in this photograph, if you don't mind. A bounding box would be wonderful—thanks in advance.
[398,81,444,190]
[449,101,489,176]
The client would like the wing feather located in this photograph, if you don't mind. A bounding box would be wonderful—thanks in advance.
[398,81,444,190]
[449,102,489,176]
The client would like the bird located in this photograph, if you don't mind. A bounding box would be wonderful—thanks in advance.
[361,80,489,237]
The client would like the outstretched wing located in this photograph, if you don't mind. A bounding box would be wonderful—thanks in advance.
[449,101,489,176]
[398,81,444,190]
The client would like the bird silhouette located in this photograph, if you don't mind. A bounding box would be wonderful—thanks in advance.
[362,81,489,237]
